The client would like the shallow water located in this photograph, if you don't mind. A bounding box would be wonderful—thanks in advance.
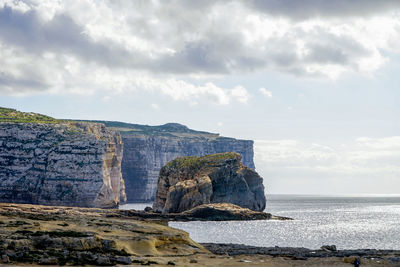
[120,202,152,211]
[120,195,400,249]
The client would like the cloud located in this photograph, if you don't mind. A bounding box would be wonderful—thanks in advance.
[0,6,137,68]
[150,103,160,110]
[259,88,272,98]
[247,0,400,20]
[0,72,47,94]
[0,34,251,105]
[254,137,400,194]
[231,86,251,103]
[355,136,400,150]
[101,96,111,102]
[1,1,400,96]
[136,78,250,105]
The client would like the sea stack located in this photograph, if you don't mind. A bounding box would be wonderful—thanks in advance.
[153,152,266,214]
[0,108,126,208]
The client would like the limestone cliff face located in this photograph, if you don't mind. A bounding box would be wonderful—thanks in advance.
[0,122,126,208]
[121,135,255,202]
[153,153,266,214]
[77,121,255,203]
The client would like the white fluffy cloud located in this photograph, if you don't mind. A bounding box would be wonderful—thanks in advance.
[259,88,272,98]
[136,78,249,105]
[1,0,400,97]
[254,137,400,194]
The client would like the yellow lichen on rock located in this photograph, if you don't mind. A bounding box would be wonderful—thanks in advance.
[0,203,207,266]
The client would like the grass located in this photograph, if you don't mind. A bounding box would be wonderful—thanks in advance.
[74,119,220,139]
[0,107,60,124]
[166,152,240,170]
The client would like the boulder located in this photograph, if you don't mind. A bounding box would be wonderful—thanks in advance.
[153,152,266,214]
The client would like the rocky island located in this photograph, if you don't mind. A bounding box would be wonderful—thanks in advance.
[153,152,266,214]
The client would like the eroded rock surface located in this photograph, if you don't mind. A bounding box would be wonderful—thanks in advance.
[121,131,255,202]
[202,242,400,261]
[0,203,206,266]
[0,118,126,208]
[153,153,266,214]
[178,203,275,221]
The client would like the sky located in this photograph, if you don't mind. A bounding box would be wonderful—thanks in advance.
[0,0,399,195]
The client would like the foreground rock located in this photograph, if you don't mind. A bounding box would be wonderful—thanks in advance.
[153,153,266,214]
[203,243,400,265]
[0,203,206,266]
[0,203,395,266]
[0,108,126,208]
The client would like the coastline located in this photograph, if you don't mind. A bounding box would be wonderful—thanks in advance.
[203,243,400,264]
[1,203,399,266]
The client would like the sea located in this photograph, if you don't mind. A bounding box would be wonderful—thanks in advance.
[119,194,400,250]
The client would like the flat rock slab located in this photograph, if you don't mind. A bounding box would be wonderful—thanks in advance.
[202,243,400,259]
[0,203,207,266]
[119,203,292,221]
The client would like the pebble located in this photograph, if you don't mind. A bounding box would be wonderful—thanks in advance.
[38,257,58,265]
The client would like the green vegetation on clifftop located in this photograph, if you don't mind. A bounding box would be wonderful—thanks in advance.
[0,107,60,124]
[166,152,240,170]
[77,120,224,140]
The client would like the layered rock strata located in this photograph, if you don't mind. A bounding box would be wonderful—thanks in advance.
[153,152,266,214]
[0,203,206,266]
[94,121,255,202]
[122,136,255,202]
[0,119,126,208]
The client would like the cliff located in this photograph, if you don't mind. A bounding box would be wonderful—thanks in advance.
[0,108,126,208]
[90,121,255,202]
[153,152,266,214]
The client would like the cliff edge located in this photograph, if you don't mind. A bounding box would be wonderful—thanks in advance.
[153,152,266,214]
[0,107,126,208]
[87,120,255,202]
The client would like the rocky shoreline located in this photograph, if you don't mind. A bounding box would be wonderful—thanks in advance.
[0,203,398,266]
[120,203,292,221]
[0,203,206,266]
[202,243,400,262]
